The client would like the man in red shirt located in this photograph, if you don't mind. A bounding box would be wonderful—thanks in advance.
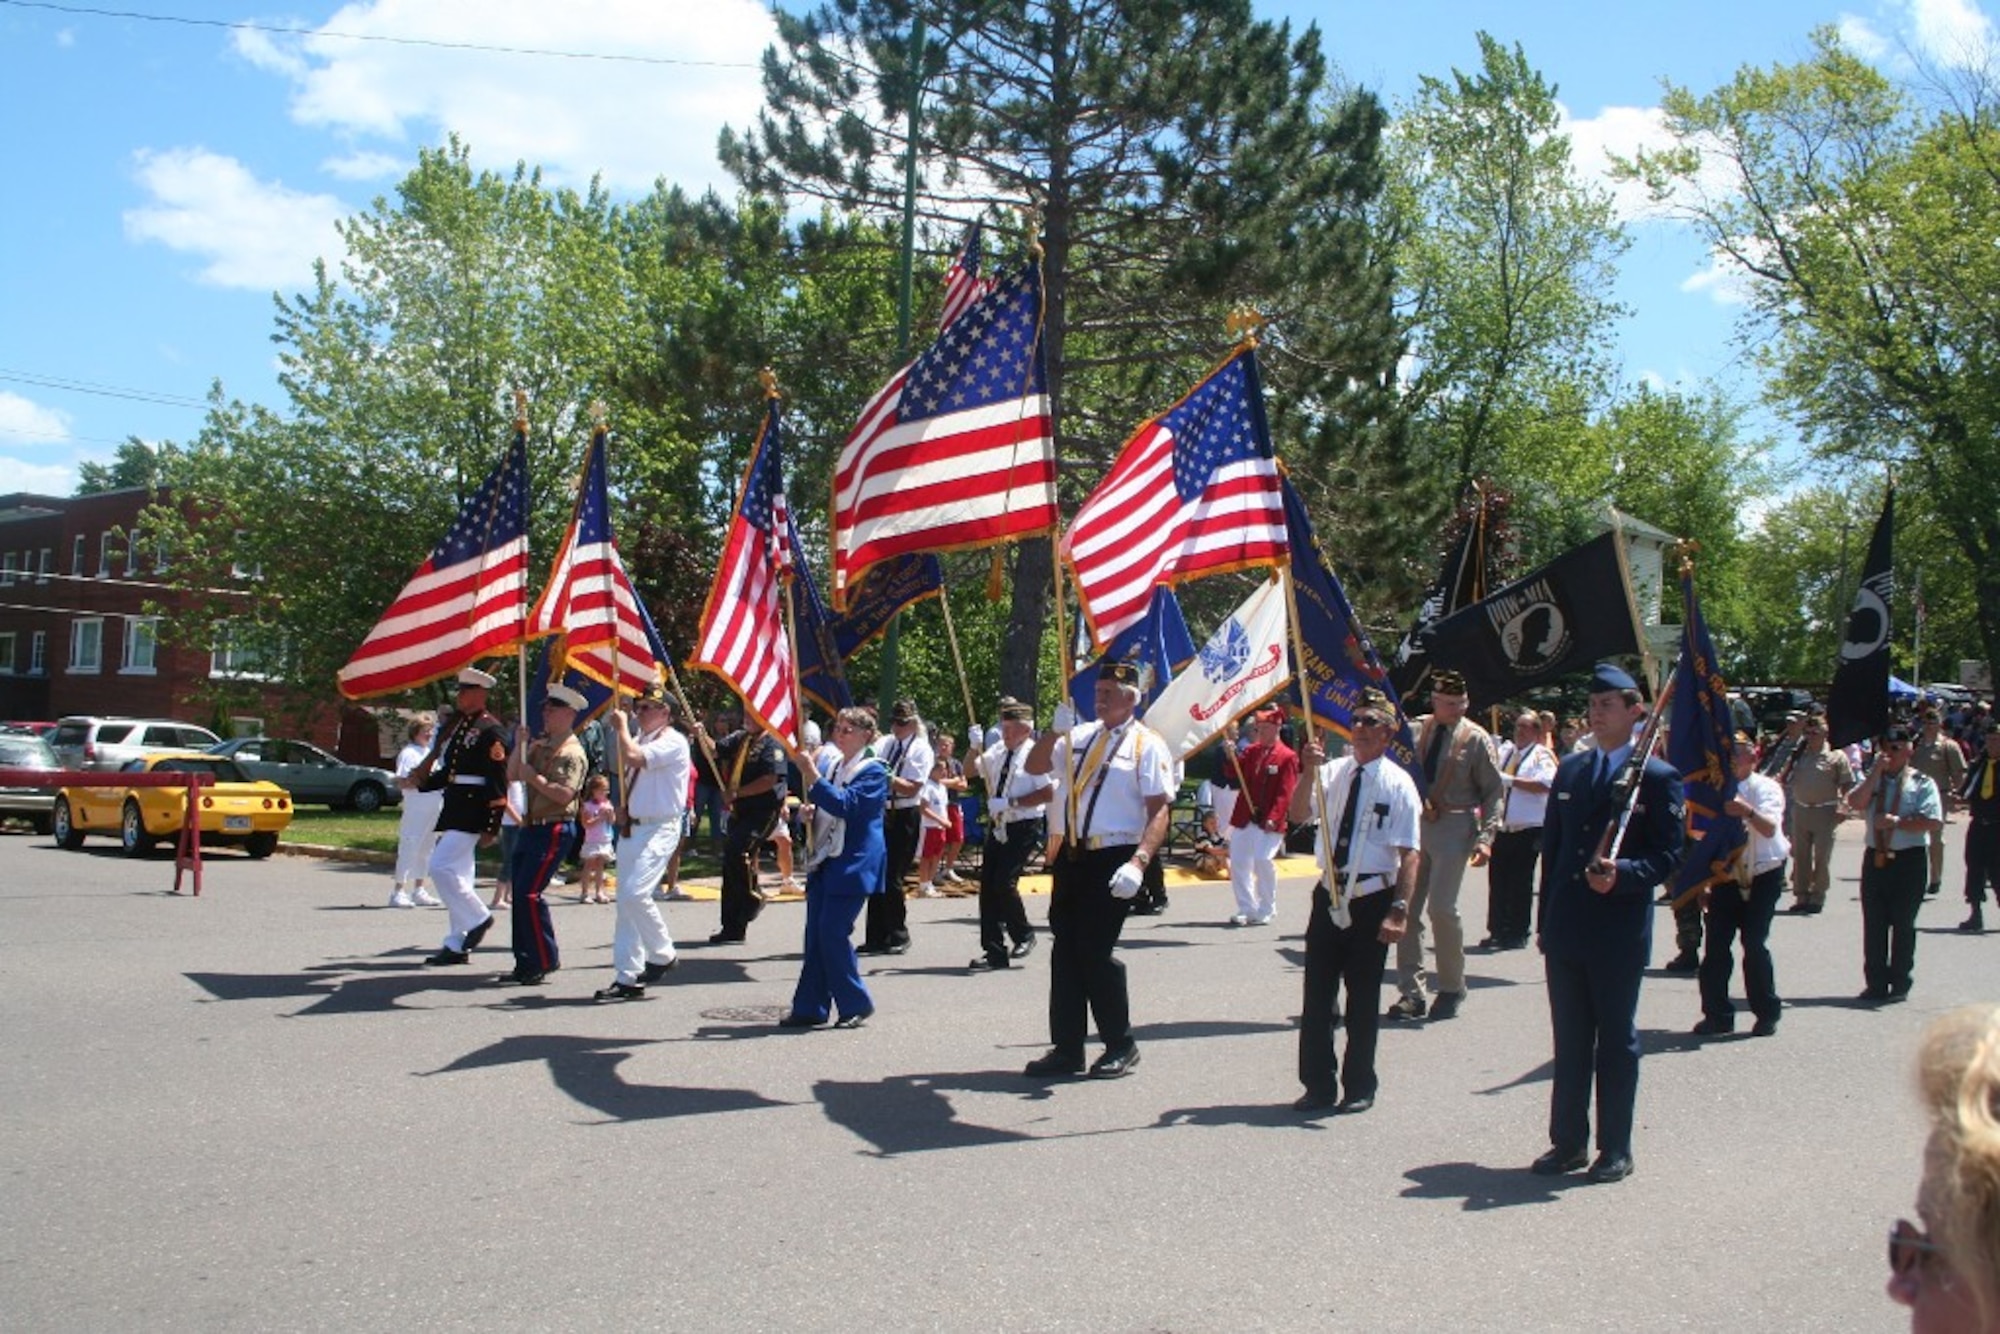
[1227,706,1300,926]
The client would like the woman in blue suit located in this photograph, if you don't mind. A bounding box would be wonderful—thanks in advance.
[781,706,888,1029]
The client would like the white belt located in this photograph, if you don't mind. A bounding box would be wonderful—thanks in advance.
[1082,832,1141,850]
[450,775,489,786]
[1502,823,1541,833]
[1326,871,1392,889]
[891,799,921,810]
[1752,859,1787,877]
[995,811,1043,824]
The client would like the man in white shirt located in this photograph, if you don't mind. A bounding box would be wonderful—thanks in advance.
[1693,732,1789,1036]
[1023,659,1173,1079]
[1482,711,1557,951]
[1288,687,1421,1115]
[595,687,690,1001]
[969,697,1050,971]
[859,699,933,956]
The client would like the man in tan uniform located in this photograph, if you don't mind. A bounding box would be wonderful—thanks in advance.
[1784,711,1854,915]
[1910,706,1968,898]
[1390,669,1504,1021]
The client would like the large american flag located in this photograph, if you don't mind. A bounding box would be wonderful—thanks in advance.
[525,426,668,696]
[1064,345,1287,648]
[831,260,1056,608]
[692,398,799,748]
[336,428,530,699]
[938,220,996,333]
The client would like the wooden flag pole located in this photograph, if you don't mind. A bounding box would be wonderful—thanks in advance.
[765,368,808,768]
[935,582,980,730]
[589,402,628,820]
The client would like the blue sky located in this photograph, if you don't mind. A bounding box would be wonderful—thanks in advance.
[1,0,1991,496]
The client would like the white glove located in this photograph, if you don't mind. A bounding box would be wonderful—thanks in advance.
[969,723,986,754]
[991,822,1008,845]
[991,796,1010,817]
[1052,702,1077,733]
[1109,861,1144,899]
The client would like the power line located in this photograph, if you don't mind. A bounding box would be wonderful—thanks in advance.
[0,0,761,68]
[0,369,210,411]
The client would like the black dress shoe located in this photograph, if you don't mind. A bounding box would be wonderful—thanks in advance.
[497,970,547,986]
[1293,1089,1338,1113]
[1960,911,1985,932]
[1801,903,1824,915]
[1089,1044,1140,1079]
[854,942,887,956]
[1024,1049,1086,1077]
[884,941,911,955]
[1858,987,1890,1003]
[777,1013,823,1028]
[1010,937,1037,960]
[1385,993,1427,1021]
[1884,986,1911,1004]
[1691,1016,1735,1036]
[594,982,646,1002]
[424,948,469,966]
[1531,1145,1588,1176]
[638,958,678,984]
[833,1011,871,1029]
[1336,1095,1374,1115]
[1663,950,1700,973]
[1428,991,1465,1021]
[463,917,494,952]
[708,930,746,945]
[1750,1015,1779,1037]
[1587,1151,1635,1183]
[1784,902,1812,914]
[967,955,1010,971]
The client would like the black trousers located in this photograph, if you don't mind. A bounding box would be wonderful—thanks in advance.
[863,805,922,950]
[978,818,1040,960]
[1046,844,1134,1056]
[1965,816,2000,906]
[1698,864,1784,1023]
[1861,845,1927,995]
[1299,884,1393,1102]
[1485,827,1539,943]
[719,804,778,935]
[1545,949,1644,1156]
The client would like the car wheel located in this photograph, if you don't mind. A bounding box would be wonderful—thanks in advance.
[348,781,386,814]
[120,801,157,858]
[245,831,279,860]
[52,797,84,850]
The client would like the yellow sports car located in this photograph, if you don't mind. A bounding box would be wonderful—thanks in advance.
[52,752,294,859]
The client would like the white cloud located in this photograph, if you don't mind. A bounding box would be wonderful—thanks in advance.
[1837,14,1894,61]
[0,455,82,495]
[1680,252,1758,306]
[1906,0,1997,66]
[321,150,405,181]
[247,0,777,198]
[0,392,72,445]
[122,148,347,291]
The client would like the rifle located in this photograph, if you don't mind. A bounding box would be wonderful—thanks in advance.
[1594,676,1677,869]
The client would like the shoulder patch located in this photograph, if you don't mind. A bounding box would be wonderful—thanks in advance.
[488,739,507,763]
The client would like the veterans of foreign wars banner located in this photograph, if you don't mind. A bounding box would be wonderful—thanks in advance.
[1421,530,1641,708]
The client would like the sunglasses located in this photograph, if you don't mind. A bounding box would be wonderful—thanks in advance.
[1352,715,1389,729]
[1889,1218,1945,1277]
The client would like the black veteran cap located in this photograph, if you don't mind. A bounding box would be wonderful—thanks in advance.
[1430,669,1468,696]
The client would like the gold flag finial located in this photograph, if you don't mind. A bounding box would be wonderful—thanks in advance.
[1226,305,1268,347]
[1672,538,1700,580]
[1021,199,1044,262]
[589,399,609,429]
[759,366,780,400]
[512,387,529,429]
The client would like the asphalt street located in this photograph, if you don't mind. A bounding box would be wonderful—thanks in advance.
[1,821,1980,1332]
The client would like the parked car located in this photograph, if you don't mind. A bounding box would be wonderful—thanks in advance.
[47,717,224,772]
[51,753,293,858]
[0,732,60,833]
[204,737,400,812]
[1737,686,1818,735]
[4,721,56,738]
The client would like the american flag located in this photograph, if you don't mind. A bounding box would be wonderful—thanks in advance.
[692,398,800,749]
[831,260,1056,608]
[938,220,996,332]
[525,425,668,696]
[336,428,530,699]
[1064,345,1287,649]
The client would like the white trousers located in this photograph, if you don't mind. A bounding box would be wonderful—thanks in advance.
[1228,824,1283,918]
[393,791,443,887]
[614,818,681,984]
[427,830,490,949]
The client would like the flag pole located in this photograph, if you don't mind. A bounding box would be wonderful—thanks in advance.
[511,387,532,731]
[589,402,628,821]
[766,369,808,765]
[1606,504,1656,694]
[935,582,980,730]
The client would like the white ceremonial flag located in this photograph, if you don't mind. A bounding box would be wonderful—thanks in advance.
[1144,577,1292,759]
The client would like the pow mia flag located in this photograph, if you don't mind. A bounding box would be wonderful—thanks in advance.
[1827,485,1894,750]
[1421,531,1641,707]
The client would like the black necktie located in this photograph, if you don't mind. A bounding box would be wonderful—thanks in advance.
[994,747,1016,805]
[1594,752,1611,797]
[1422,724,1447,786]
[1333,763,1366,871]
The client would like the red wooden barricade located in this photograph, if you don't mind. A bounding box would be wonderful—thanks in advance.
[0,768,217,895]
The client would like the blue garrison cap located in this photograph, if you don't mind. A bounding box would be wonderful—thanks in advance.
[1589,662,1638,694]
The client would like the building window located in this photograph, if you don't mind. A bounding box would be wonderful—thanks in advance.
[154,537,170,574]
[0,552,15,586]
[0,632,14,674]
[122,617,159,674]
[29,630,46,675]
[229,531,262,581]
[71,535,85,575]
[37,548,51,583]
[211,622,276,680]
[126,536,140,577]
[98,533,117,578]
[69,618,103,673]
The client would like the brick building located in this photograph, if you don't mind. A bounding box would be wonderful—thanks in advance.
[0,488,351,751]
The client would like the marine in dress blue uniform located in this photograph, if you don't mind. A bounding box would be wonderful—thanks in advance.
[417,667,509,965]
[1532,664,1686,1184]
[782,706,888,1028]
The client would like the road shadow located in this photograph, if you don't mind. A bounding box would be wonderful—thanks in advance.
[186,967,494,1014]
[1475,1027,1709,1096]
[1401,1160,1584,1210]
[1785,992,1897,1011]
[812,1068,1062,1156]
[1152,1099,1322,1131]
[422,1032,789,1122]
